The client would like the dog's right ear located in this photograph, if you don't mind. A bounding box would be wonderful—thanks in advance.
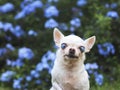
[54,28,64,47]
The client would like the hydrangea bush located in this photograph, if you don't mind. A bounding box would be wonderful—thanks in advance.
[0,0,120,89]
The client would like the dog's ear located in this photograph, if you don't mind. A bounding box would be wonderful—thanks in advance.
[85,36,96,52]
[54,28,64,46]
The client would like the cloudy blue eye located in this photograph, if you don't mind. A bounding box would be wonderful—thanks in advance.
[79,46,85,53]
[61,43,67,49]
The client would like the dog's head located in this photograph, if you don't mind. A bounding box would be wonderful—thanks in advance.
[53,28,96,61]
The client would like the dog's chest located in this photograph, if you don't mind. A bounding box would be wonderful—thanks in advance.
[64,73,76,84]
[61,71,81,90]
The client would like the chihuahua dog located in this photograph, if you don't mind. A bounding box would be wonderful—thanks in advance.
[50,28,96,90]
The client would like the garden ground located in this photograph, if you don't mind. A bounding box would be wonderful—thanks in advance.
[0,80,120,90]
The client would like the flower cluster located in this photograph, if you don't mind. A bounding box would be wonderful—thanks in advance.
[0,21,25,37]
[0,70,16,82]
[18,47,34,60]
[0,21,38,38]
[77,0,87,7]
[6,58,24,67]
[70,17,81,32]
[94,73,104,86]
[85,63,103,85]
[105,3,119,19]
[0,43,15,57]
[106,11,119,19]
[0,48,7,56]
[6,47,34,68]
[0,46,35,89]
[28,30,37,36]
[45,18,58,28]
[13,50,55,89]
[0,3,14,13]
[15,0,43,19]
[98,42,115,57]
[36,50,55,73]
[44,6,59,18]
[13,77,23,89]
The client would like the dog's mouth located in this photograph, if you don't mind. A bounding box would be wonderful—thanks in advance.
[64,54,78,59]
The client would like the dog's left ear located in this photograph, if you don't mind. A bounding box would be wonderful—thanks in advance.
[53,28,64,47]
[85,36,96,52]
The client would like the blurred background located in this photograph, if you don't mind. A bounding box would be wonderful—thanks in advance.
[0,0,120,90]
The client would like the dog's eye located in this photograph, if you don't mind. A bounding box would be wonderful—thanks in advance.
[79,46,85,53]
[61,43,67,49]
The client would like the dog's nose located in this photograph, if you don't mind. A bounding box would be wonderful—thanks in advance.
[69,48,75,55]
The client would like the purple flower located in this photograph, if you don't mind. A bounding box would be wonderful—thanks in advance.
[15,1,43,19]
[0,3,14,13]
[14,11,26,20]
[23,4,36,15]
[105,3,109,8]
[0,21,4,29]
[59,23,68,31]
[21,0,43,9]
[94,73,104,85]
[11,25,25,37]
[106,11,119,18]
[36,50,55,73]
[70,26,75,32]
[90,63,98,69]
[0,70,16,82]
[79,11,83,16]
[6,59,24,67]
[6,43,15,51]
[41,50,55,64]
[30,70,40,78]
[6,59,12,66]
[36,63,44,72]
[28,30,37,36]
[111,3,117,8]
[13,78,23,89]
[44,6,59,18]
[70,17,81,32]
[47,0,59,3]
[41,50,55,73]
[98,42,115,57]
[85,63,98,70]
[30,1,43,8]
[18,47,34,60]
[45,18,58,28]
[14,59,24,67]
[77,0,87,7]
[26,75,32,82]
[70,18,81,27]
[35,80,41,84]
[0,48,7,56]
[0,22,25,37]
[3,22,13,32]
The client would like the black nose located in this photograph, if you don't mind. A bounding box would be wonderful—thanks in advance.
[69,48,75,55]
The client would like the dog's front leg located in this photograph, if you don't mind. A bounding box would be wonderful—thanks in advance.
[50,82,62,90]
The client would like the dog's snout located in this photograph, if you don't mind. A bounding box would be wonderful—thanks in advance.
[69,48,75,55]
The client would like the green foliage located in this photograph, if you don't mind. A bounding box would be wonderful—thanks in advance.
[91,79,120,90]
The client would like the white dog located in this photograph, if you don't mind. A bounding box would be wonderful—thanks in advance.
[50,28,96,90]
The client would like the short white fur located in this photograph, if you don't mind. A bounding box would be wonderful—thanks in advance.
[50,28,96,90]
